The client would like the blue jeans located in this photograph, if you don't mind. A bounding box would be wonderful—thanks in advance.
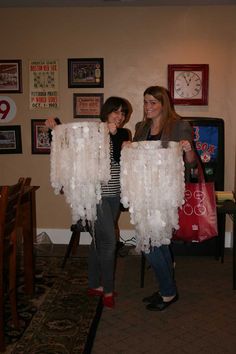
[88,196,120,293]
[144,245,177,297]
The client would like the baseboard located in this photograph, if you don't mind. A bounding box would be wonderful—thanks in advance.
[225,231,233,248]
[37,228,92,244]
[37,228,232,248]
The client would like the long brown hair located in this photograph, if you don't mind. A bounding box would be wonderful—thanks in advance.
[143,86,180,136]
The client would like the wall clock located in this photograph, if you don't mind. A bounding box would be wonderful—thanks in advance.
[168,64,209,105]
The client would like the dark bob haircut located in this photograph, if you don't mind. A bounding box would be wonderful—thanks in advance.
[100,96,130,123]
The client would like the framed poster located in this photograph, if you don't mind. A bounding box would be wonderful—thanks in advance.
[31,119,51,154]
[0,60,22,93]
[73,93,104,118]
[68,58,104,88]
[168,64,209,105]
[29,60,59,109]
[0,125,22,154]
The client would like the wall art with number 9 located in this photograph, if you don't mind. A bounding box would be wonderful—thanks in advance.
[0,96,17,123]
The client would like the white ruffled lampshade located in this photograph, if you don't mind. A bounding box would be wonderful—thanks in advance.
[50,122,111,224]
[120,141,185,253]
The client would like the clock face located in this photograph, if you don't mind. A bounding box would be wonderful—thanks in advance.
[174,70,202,99]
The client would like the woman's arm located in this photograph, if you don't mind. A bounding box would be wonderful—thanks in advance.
[180,140,196,164]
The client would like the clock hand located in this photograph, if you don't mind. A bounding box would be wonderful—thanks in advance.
[188,73,195,83]
[183,74,189,86]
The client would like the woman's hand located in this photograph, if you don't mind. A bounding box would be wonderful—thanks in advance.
[107,122,117,135]
[180,140,196,164]
[180,140,192,152]
[45,117,57,130]
[122,141,132,149]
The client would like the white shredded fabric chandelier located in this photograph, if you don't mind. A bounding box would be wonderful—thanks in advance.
[120,141,185,253]
[50,122,111,224]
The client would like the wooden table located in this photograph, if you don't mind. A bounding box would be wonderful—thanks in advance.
[19,186,39,295]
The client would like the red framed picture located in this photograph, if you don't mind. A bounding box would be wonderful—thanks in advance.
[31,119,51,154]
[73,93,104,118]
[168,64,209,105]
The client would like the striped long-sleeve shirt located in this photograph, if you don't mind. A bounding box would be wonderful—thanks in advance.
[101,128,131,197]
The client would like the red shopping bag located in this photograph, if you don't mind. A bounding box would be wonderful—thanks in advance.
[173,163,218,242]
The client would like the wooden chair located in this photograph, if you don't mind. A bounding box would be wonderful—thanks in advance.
[17,177,32,249]
[61,220,91,269]
[0,179,24,352]
[18,177,39,295]
[18,176,31,186]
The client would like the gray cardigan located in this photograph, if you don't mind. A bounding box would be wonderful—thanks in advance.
[133,118,196,181]
[133,119,193,143]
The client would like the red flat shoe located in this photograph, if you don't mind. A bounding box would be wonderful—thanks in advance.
[103,294,115,309]
[87,288,104,297]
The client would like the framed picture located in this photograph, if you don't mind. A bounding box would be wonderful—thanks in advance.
[0,125,22,154]
[29,59,59,109]
[0,60,22,93]
[31,119,51,154]
[68,58,104,88]
[73,93,104,118]
[168,64,209,105]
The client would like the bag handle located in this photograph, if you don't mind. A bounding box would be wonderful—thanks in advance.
[196,157,205,182]
[188,151,205,183]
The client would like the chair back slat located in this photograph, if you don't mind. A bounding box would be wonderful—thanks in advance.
[2,183,23,238]
[18,176,32,186]
[0,179,25,352]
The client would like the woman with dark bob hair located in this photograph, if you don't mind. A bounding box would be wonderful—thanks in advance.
[45,96,132,309]
[87,96,131,308]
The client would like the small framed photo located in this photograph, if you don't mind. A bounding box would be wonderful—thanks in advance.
[68,58,104,88]
[73,93,104,118]
[31,119,51,154]
[0,125,22,154]
[0,60,22,93]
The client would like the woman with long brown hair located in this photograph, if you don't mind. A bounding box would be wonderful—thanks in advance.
[134,86,196,311]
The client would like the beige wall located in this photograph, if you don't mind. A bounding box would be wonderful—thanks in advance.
[1,5,236,232]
